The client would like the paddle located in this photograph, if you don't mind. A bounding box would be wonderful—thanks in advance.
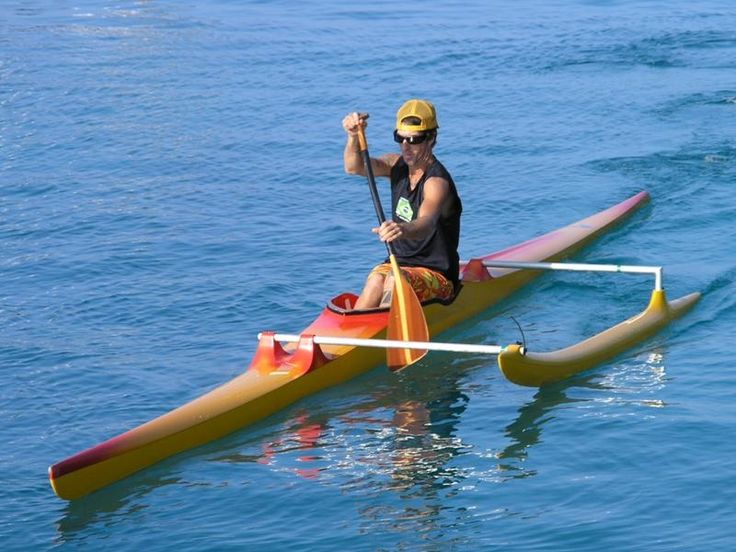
[356,123,429,371]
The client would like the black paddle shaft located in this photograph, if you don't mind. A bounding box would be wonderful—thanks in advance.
[358,134,394,257]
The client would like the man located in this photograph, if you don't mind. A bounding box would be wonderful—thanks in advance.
[342,99,462,310]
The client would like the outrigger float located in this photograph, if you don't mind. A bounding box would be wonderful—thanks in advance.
[49,191,699,500]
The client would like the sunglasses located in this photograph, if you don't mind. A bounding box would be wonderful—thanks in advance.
[393,130,431,145]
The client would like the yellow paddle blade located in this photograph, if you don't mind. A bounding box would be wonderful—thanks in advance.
[386,256,429,371]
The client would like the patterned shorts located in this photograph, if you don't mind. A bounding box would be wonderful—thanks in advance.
[368,263,454,302]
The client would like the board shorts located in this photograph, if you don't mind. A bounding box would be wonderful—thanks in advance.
[368,263,454,302]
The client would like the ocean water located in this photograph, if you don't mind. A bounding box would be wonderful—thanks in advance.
[2,0,735,549]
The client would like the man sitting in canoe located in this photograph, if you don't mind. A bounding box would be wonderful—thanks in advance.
[342,99,463,309]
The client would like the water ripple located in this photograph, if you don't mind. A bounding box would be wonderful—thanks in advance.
[3,1,736,550]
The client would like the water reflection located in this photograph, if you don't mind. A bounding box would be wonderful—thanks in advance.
[53,353,667,539]
[54,472,179,543]
[258,414,324,480]
[249,365,567,482]
[337,363,593,540]
[498,383,584,469]
[344,364,474,540]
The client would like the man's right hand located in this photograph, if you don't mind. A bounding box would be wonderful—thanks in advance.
[342,112,369,136]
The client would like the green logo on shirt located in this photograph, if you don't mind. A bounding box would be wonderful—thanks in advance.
[396,197,414,222]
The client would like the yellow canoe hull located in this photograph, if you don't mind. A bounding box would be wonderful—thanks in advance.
[50,191,663,499]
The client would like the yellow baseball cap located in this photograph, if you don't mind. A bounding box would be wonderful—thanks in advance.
[395,99,439,132]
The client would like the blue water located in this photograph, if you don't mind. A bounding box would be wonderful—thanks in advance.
[2,0,735,549]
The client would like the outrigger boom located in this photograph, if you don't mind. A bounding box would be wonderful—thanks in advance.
[263,260,670,355]
[48,191,700,500]
[265,259,695,384]
[260,333,505,355]
[474,260,664,291]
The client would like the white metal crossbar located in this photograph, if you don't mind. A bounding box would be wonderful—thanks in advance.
[470,260,663,291]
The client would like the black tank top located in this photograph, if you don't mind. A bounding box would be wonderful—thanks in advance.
[389,157,462,287]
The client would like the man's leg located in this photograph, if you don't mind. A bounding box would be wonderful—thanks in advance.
[354,272,386,309]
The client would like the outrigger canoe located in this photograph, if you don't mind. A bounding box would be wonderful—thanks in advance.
[49,191,699,499]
